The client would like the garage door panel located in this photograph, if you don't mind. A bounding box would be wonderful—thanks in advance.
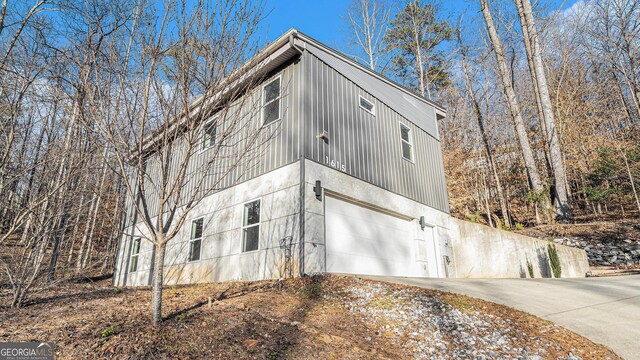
[327,252,404,277]
[328,233,411,260]
[325,196,417,277]
[329,223,410,258]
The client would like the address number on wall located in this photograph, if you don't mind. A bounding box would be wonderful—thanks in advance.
[325,156,346,172]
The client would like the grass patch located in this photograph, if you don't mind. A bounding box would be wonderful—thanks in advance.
[370,298,395,310]
[443,295,474,310]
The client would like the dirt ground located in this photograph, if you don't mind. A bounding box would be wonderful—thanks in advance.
[516,215,640,244]
[0,275,620,359]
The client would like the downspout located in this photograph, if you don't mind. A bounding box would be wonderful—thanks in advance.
[289,32,307,277]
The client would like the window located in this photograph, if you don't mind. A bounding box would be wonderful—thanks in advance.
[262,77,281,124]
[201,118,217,150]
[189,218,203,261]
[129,238,141,272]
[242,199,260,252]
[400,123,413,161]
[359,95,375,115]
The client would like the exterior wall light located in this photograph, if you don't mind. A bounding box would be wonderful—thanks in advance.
[313,180,322,200]
[316,130,329,144]
[419,216,427,230]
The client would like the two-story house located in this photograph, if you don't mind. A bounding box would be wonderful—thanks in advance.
[113,29,589,287]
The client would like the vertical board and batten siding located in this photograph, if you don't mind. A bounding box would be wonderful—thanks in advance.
[129,48,449,219]
[303,52,450,213]
[138,58,304,219]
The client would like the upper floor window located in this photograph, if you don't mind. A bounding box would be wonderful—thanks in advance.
[400,122,413,162]
[262,76,281,125]
[189,218,203,261]
[242,199,261,252]
[129,238,141,272]
[359,95,375,115]
[201,118,217,150]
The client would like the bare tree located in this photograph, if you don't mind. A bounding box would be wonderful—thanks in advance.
[515,0,571,220]
[96,0,269,325]
[480,0,552,224]
[343,0,390,72]
[457,27,511,228]
[0,0,130,307]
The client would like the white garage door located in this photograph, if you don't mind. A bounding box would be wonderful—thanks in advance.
[325,196,419,277]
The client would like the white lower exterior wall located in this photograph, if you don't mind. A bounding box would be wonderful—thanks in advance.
[113,161,301,287]
[113,159,589,287]
[302,159,453,278]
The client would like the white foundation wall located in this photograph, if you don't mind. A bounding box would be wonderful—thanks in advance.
[113,158,590,286]
[302,159,454,277]
[113,161,301,287]
[449,218,589,278]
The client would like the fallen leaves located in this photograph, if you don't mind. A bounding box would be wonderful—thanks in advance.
[0,274,621,359]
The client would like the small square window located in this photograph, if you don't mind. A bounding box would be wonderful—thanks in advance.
[262,77,281,124]
[359,95,375,115]
[400,123,413,162]
[130,238,141,272]
[242,200,260,252]
[189,218,203,261]
[201,119,217,150]
[243,226,260,252]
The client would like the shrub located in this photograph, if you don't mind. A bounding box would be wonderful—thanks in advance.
[177,313,186,324]
[302,283,323,299]
[515,222,524,230]
[468,213,480,223]
[547,242,562,278]
[101,325,120,338]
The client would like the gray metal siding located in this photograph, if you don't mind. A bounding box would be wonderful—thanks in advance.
[303,52,450,213]
[129,49,449,220]
[139,58,304,218]
[304,42,440,140]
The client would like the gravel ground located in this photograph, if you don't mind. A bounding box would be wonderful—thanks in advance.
[333,278,589,359]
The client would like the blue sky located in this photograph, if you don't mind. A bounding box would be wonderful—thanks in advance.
[261,0,581,50]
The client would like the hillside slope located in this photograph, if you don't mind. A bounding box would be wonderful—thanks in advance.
[0,275,619,359]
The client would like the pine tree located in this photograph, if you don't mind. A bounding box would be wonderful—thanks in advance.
[384,0,452,98]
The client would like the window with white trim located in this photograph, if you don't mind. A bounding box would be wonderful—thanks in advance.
[242,200,260,252]
[359,95,375,115]
[129,238,141,272]
[189,218,203,261]
[201,118,217,150]
[262,77,281,124]
[400,123,413,161]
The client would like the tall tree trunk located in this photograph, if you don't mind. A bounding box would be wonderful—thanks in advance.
[459,39,510,228]
[515,0,571,220]
[80,156,109,270]
[611,67,640,124]
[621,149,640,211]
[481,173,494,227]
[414,36,426,97]
[76,192,97,271]
[480,0,552,224]
[151,236,167,325]
[66,179,89,264]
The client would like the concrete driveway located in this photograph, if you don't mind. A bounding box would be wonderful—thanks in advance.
[362,275,640,359]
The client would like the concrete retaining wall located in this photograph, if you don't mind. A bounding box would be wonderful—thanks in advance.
[449,218,589,278]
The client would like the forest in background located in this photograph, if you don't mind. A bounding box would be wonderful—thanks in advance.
[0,0,638,314]
[343,0,640,228]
